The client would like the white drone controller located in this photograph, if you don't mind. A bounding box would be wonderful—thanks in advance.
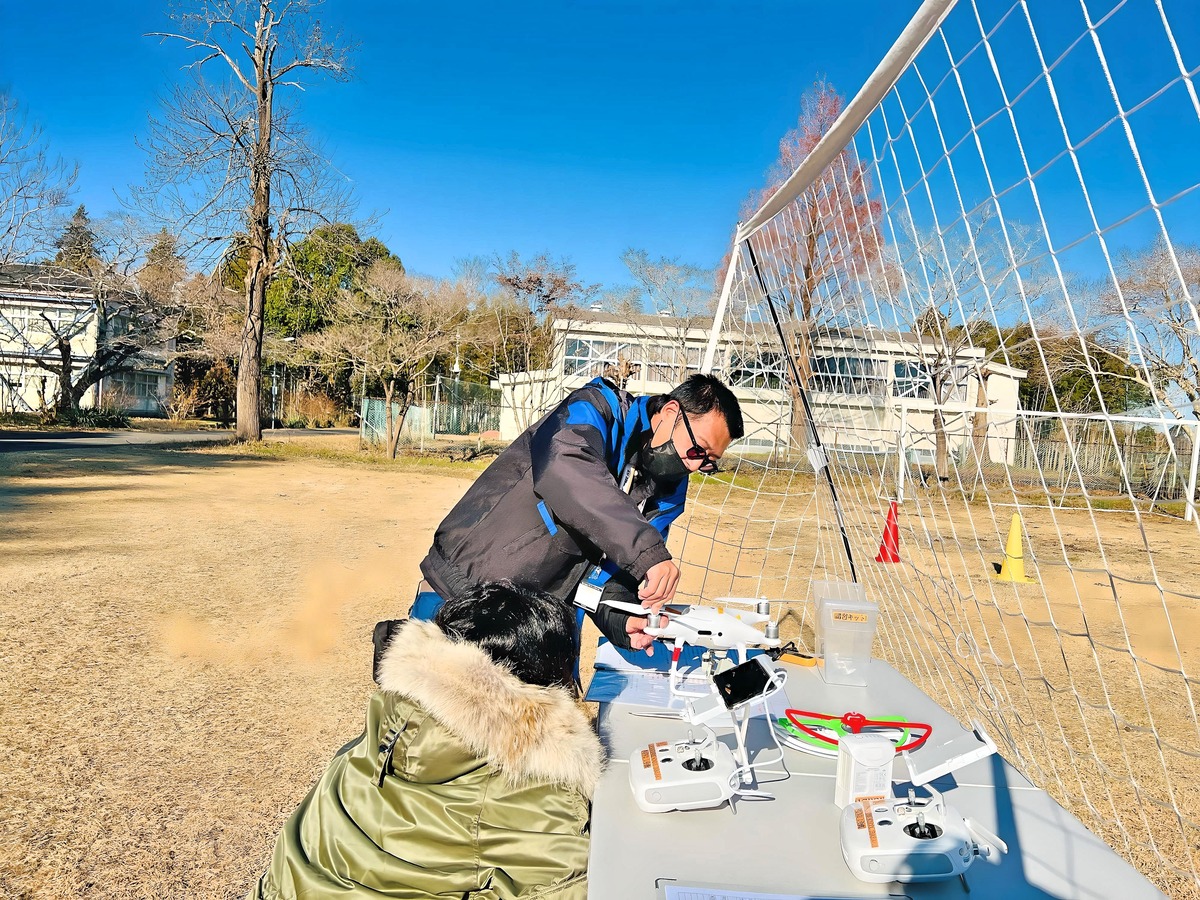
[628,729,737,813]
[628,655,786,813]
[840,787,1007,883]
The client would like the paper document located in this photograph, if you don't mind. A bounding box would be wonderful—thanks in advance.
[594,640,708,679]
[584,669,688,709]
[661,886,867,900]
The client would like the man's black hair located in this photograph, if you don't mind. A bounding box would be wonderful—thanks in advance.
[434,581,578,690]
[657,374,744,440]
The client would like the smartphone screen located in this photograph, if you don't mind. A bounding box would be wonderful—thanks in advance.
[712,657,774,709]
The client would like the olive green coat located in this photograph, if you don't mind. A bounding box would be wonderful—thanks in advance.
[248,620,604,900]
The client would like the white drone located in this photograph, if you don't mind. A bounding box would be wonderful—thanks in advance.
[601,596,782,697]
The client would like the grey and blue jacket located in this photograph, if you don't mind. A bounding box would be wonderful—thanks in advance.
[419,377,688,647]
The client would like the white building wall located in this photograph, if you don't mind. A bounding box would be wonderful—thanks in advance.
[491,314,1029,469]
[1,285,172,417]
[0,298,100,413]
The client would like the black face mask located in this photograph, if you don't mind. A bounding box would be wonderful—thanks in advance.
[638,433,690,482]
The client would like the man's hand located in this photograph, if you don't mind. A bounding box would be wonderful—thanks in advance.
[625,616,655,656]
[638,559,679,607]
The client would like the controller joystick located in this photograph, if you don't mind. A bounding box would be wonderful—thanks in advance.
[904,812,942,840]
[841,792,1006,883]
[683,748,714,772]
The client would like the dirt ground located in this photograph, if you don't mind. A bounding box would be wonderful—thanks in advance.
[0,440,490,899]
[1,439,1196,897]
[674,469,1200,898]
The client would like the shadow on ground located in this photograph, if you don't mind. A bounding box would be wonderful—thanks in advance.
[0,444,278,524]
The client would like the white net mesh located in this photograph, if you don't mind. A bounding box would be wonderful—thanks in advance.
[673,0,1200,894]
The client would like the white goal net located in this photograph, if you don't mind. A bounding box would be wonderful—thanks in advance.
[673,0,1200,894]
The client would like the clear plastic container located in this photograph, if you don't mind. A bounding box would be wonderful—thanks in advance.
[812,579,868,652]
[817,589,878,687]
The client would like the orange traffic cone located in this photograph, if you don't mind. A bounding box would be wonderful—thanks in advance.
[875,500,901,563]
[992,513,1037,583]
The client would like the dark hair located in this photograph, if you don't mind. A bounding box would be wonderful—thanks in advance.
[662,374,744,440]
[434,581,578,690]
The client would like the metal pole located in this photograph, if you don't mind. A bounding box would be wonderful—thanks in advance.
[701,246,742,375]
[743,238,859,584]
[897,402,908,505]
[360,361,367,425]
[432,375,440,440]
[1186,421,1200,525]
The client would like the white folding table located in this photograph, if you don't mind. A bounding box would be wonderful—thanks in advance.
[587,658,1165,899]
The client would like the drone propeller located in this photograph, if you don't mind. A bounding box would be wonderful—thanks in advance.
[593,598,781,651]
[710,596,771,608]
[597,598,663,618]
[596,598,688,618]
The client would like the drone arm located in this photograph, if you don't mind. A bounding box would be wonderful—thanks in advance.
[965,819,1008,857]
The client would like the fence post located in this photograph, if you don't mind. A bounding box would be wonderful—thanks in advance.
[417,382,426,453]
[1187,421,1200,524]
[432,375,441,442]
[896,402,907,504]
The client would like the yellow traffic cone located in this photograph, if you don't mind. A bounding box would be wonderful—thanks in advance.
[992,513,1037,583]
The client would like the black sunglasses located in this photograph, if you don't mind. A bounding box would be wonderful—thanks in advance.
[677,407,720,474]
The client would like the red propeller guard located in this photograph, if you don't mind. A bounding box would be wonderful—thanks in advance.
[784,708,932,752]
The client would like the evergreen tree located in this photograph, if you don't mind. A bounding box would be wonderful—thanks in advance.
[266,224,397,336]
[53,205,99,272]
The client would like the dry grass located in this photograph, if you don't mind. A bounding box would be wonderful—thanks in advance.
[0,444,473,898]
[670,468,1200,898]
[3,442,1197,897]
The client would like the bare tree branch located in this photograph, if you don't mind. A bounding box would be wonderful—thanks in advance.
[136,0,357,441]
[0,93,78,265]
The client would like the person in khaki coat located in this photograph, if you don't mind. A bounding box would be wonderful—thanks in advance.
[248,583,604,900]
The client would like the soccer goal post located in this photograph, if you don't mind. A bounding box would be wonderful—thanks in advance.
[685,0,1200,894]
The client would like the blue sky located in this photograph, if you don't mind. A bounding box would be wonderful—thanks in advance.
[0,0,917,288]
[4,1,1195,293]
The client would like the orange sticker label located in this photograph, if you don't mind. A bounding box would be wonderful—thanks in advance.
[646,744,663,781]
[833,611,869,623]
[860,801,879,849]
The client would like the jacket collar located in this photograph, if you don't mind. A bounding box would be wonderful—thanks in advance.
[626,394,653,434]
[377,620,604,796]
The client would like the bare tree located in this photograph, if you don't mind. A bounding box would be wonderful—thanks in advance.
[738,80,885,448]
[13,216,184,419]
[1090,238,1200,419]
[176,271,245,365]
[137,0,354,441]
[619,249,715,385]
[885,211,1050,481]
[0,93,77,265]
[459,252,598,431]
[307,261,466,458]
[492,251,599,314]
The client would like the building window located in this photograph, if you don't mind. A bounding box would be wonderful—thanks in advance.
[108,371,165,406]
[728,350,786,390]
[642,343,702,383]
[811,356,887,397]
[563,339,632,377]
[893,361,970,402]
[893,361,932,399]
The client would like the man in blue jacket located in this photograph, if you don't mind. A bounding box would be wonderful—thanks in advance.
[417,373,743,652]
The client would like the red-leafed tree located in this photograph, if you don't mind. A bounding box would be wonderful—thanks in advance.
[734,80,885,448]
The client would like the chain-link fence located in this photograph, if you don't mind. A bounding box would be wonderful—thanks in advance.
[360,376,503,452]
[795,409,1200,514]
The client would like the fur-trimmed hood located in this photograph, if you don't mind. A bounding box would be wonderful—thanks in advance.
[376,620,604,797]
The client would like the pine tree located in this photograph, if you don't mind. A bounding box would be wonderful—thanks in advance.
[54,205,99,273]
